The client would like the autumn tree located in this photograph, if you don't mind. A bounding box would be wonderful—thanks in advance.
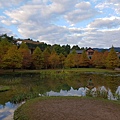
[19,42,31,69]
[64,50,76,68]
[91,50,103,68]
[79,50,90,67]
[49,49,59,69]
[106,46,119,69]
[102,51,109,68]
[43,47,51,69]
[59,53,65,68]
[2,45,23,72]
[32,46,44,69]
[74,54,81,68]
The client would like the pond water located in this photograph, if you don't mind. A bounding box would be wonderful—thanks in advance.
[0,102,23,120]
[0,71,120,120]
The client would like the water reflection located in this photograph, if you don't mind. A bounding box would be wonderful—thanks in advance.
[46,86,120,100]
[116,86,120,95]
[46,87,88,97]
[0,102,23,120]
[0,72,120,120]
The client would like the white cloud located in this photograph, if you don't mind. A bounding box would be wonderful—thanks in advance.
[95,0,120,15]
[88,17,120,28]
[0,26,13,36]
[76,27,120,48]
[0,0,26,8]
[109,0,120,3]
[95,2,111,10]
[0,0,120,48]
[64,2,98,24]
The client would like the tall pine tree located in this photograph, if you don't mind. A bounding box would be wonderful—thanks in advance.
[79,50,90,67]
[2,45,23,72]
[19,42,31,69]
[106,46,119,69]
[32,47,44,69]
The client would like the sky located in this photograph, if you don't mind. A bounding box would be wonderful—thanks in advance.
[0,0,120,48]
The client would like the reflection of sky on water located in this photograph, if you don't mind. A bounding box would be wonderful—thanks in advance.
[0,86,120,120]
[46,87,89,97]
[0,102,23,120]
[116,86,120,95]
[47,86,120,101]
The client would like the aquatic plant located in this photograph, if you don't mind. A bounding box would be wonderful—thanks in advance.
[10,92,39,103]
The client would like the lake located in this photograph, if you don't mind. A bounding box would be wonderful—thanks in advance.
[0,71,120,119]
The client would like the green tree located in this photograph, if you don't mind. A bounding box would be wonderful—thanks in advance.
[62,44,71,56]
[64,50,76,68]
[79,50,90,67]
[32,47,44,69]
[106,46,119,69]
[0,38,12,68]
[19,42,29,49]
[71,45,80,50]
[0,38,11,54]
[2,45,23,72]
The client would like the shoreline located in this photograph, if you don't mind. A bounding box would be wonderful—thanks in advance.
[14,97,120,120]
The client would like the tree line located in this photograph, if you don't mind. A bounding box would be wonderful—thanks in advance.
[0,34,120,71]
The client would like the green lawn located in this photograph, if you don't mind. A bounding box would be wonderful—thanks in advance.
[0,68,119,75]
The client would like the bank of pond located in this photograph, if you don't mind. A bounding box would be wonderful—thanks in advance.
[0,69,120,119]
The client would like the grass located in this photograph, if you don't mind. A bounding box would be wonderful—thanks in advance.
[10,92,39,104]
[14,96,120,120]
[0,68,118,74]
[0,85,10,92]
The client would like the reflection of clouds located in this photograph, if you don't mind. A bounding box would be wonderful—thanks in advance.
[47,86,120,101]
[47,87,89,97]
[0,102,17,120]
[116,86,120,95]
[108,89,117,100]
[99,86,107,93]
[0,102,24,120]
[1,86,120,120]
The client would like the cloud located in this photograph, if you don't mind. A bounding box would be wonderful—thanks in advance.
[64,2,98,24]
[95,2,111,10]
[0,0,120,48]
[108,0,120,3]
[95,0,120,14]
[2,0,85,41]
[88,17,120,28]
[0,26,13,36]
[0,0,26,8]
[75,27,120,48]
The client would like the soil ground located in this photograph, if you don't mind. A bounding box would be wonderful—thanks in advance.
[14,97,120,120]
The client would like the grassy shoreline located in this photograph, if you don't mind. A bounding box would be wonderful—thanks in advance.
[14,96,120,120]
[0,86,10,92]
[0,68,119,74]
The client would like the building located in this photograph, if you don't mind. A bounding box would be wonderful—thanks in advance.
[73,47,94,59]
[75,47,120,59]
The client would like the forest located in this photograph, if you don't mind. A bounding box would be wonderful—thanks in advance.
[0,34,120,71]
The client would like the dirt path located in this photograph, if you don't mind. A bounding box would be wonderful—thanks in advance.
[25,98,120,120]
